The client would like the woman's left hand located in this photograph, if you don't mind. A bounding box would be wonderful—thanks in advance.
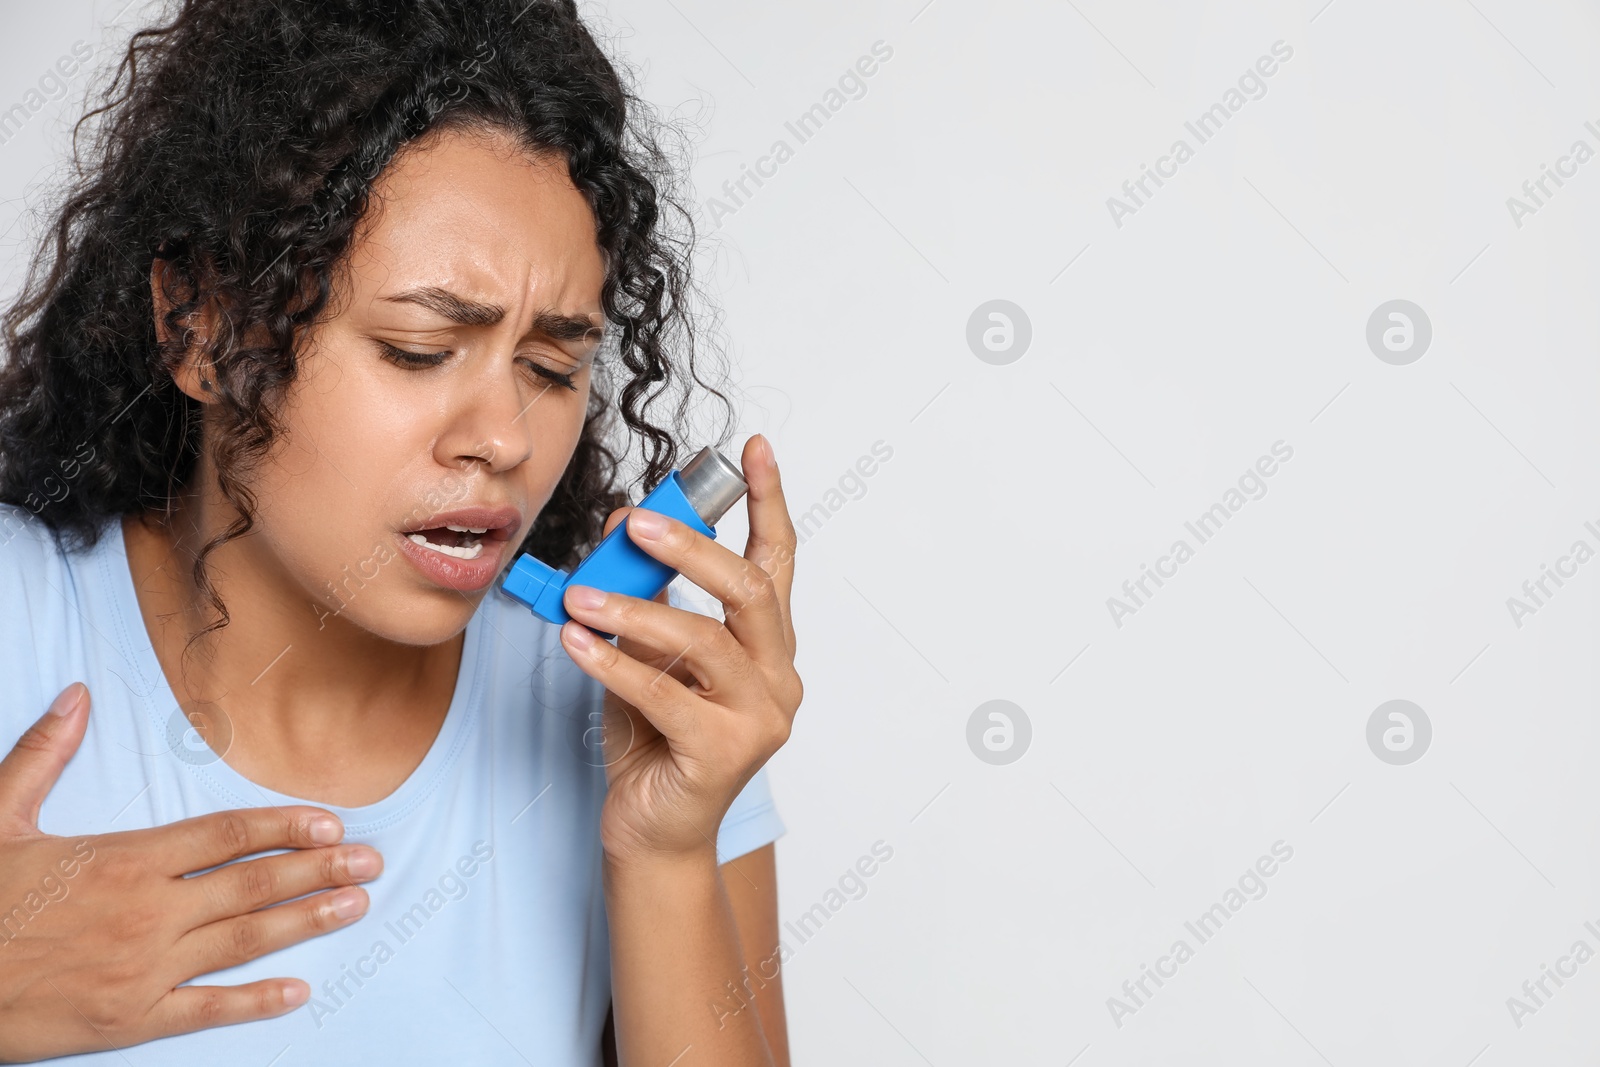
[559,433,802,865]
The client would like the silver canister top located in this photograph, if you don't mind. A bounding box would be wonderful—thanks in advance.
[676,446,747,525]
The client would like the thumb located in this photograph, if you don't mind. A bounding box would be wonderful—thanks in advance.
[600,505,633,539]
[0,682,90,832]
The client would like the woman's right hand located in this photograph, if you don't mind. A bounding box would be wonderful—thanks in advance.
[0,682,383,1063]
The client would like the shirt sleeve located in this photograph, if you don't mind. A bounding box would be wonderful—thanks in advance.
[716,766,785,864]
[665,578,787,863]
[0,505,56,741]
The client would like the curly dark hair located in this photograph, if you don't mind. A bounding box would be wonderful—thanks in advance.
[0,0,731,642]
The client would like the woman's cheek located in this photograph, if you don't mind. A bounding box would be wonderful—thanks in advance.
[250,379,411,601]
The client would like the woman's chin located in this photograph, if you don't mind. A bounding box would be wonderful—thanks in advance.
[311,586,481,648]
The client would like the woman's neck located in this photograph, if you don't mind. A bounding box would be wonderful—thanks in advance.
[120,494,465,807]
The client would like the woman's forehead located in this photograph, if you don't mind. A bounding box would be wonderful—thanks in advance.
[342,128,603,308]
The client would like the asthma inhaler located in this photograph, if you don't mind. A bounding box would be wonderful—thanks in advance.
[501,446,748,639]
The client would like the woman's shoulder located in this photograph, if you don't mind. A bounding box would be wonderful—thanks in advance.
[0,504,93,734]
[0,503,91,600]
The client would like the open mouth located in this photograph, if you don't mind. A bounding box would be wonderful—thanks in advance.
[404,524,490,560]
[396,508,521,588]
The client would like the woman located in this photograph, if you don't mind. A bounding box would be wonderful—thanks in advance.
[0,1,801,1064]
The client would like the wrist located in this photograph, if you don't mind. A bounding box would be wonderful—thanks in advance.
[602,840,720,885]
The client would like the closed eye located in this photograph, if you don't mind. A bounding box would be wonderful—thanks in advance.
[374,341,580,392]
[375,342,449,369]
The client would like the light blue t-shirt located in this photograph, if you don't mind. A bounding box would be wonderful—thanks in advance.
[0,504,784,1064]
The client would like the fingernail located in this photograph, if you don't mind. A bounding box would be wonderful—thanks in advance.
[48,683,84,718]
[345,848,381,880]
[566,584,605,610]
[629,509,667,539]
[759,434,776,466]
[309,815,343,845]
[564,621,596,650]
[330,888,366,920]
[282,982,309,1008]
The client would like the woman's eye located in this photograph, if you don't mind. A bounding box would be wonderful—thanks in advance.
[375,341,579,392]
[523,359,579,392]
[377,342,449,369]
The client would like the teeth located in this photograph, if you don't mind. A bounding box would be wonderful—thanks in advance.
[407,532,485,560]
[445,524,489,533]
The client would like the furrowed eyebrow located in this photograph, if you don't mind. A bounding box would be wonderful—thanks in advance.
[380,286,504,326]
[533,309,605,345]
[379,286,603,345]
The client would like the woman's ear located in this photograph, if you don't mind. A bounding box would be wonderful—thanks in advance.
[149,256,220,403]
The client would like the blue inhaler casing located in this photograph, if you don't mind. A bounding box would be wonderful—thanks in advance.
[500,446,748,639]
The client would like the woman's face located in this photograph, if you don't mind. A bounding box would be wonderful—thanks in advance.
[216,125,606,646]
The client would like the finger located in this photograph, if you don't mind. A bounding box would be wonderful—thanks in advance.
[563,585,753,702]
[115,806,346,876]
[152,977,311,1036]
[0,682,90,831]
[560,621,708,747]
[740,434,799,616]
[176,885,370,977]
[600,505,633,538]
[618,581,690,680]
[622,507,791,672]
[186,843,383,926]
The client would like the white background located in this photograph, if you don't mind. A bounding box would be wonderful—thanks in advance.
[4,1,1600,1064]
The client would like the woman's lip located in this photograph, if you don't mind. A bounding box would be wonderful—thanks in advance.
[393,528,511,592]
[401,504,522,543]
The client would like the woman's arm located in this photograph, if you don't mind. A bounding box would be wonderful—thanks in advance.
[558,434,802,1067]
[604,845,788,1066]
[722,845,789,1063]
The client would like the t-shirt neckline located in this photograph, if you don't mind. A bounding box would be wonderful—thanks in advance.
[100,515,488,834]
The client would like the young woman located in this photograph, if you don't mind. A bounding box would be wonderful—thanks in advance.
[0,2,801,1064]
